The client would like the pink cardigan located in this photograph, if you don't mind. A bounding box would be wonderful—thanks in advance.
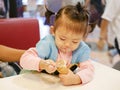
[20,48,94,84]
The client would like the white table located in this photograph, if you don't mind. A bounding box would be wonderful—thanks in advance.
[0,61,120,90]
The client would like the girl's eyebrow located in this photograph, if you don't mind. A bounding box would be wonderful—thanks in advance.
[59,34,66,38]
[59,34,81,40]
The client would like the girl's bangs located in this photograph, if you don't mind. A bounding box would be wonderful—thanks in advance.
[54,17,87,35]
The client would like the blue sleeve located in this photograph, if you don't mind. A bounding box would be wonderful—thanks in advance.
[72,41,91,63]
[79,46,91,62]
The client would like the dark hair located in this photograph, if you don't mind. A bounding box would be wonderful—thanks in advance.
[88,0,104,33]
[44,8,55,25]
[54,2,89,38]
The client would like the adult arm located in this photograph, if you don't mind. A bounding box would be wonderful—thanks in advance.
[0,45,25,62]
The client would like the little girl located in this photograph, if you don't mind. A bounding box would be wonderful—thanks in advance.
[20,2,94,86]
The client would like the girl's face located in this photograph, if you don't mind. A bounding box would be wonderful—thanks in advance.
[51,26,83,53]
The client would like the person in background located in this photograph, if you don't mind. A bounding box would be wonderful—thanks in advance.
[8,0,17,18]
[97,0,120,70]
[108,48,118,63]
[16,0,23,17]
[20,2,94,86]
[27,0,37,17]
[88,0,104,33]
[0,0,6,18]
[0,45,25,78]
[3,0,23,18]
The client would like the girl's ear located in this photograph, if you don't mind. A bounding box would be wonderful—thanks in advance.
[50,26,55,36]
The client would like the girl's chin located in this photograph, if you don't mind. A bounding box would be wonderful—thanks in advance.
[60,50,71,53]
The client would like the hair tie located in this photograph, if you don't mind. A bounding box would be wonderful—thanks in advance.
[55,12,57,16]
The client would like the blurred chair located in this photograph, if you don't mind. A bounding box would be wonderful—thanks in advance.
[0,18,40,49]
[0,18,40,75]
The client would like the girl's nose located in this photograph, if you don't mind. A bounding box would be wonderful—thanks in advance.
[64,42,71,47]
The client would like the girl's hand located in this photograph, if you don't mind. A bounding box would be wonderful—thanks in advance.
[56,60,68,74]
[59,69,81,86]
[39,59,57,74]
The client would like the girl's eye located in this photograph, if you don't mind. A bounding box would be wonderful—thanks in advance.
[72,41,78,44]
[60,38,65,41]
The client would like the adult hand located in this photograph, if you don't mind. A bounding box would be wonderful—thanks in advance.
[0,72,3,78]
[97,39,106,50]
